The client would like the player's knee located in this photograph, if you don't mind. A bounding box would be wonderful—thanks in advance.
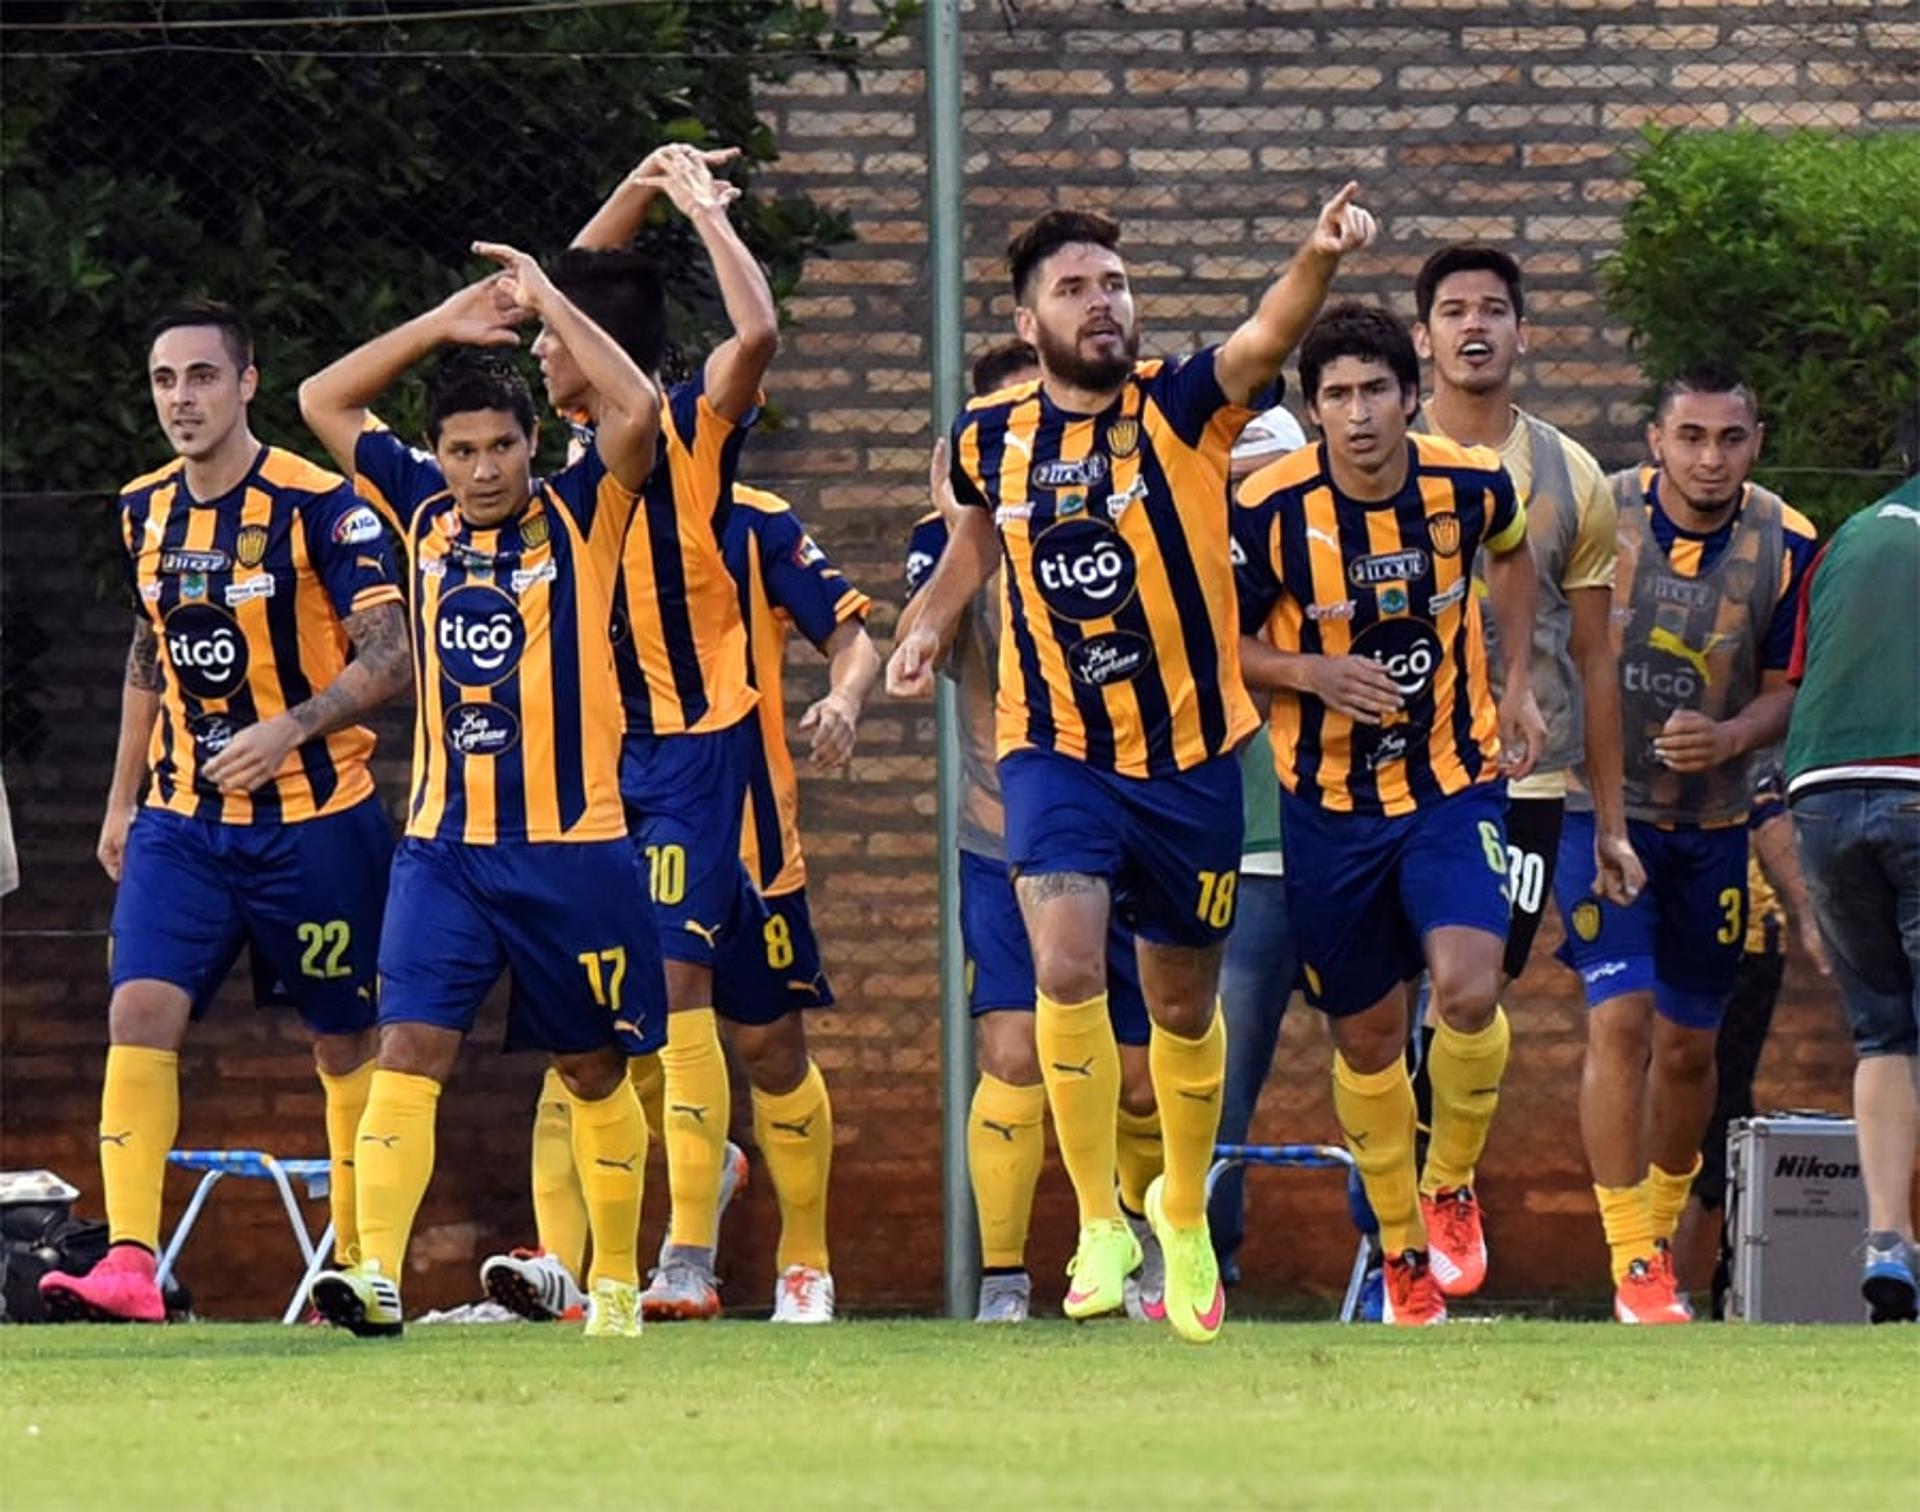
[1029,937,1104,1006]
[663,958,713,1013]
[732,1015,809,1095]
[1652,1023,1716,1085]
[312,1027,376,1077]
[1584,1002,1652,1068]
[550,1044,629,1101]
[976,1013,1042,1085]
[1330,1016,1403,1077]
[376,1021,461,1082]
[107,981,193,1051]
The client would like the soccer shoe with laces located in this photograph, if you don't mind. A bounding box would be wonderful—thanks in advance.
[1420,1186,1488,1298]
[38,1242,165,1323]
[1062,1217,1141,1321]
[1613,1253,1690,1325]
[975,1271,1031,1323]
[641,1247,722,1321]
[1649,1240,1695,1320]
[1122,1208,1167,1322]
[480,1247,588,1322]
[308,1260,404,1337]
[1145,1176,1225,1344]
[583,1277,642,1338]
[771,1265,835,1324]
[1382,1249,1448,1326]
[1860,1234,1917,1323]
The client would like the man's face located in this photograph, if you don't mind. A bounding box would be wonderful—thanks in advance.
[532,325,590,413]
[433,410,536,526]
[1649,390,1763,516]
[1308,355,1414,478]
[149,325,256,462]
[1415,269,1526,397]
[1015,243,1139,393]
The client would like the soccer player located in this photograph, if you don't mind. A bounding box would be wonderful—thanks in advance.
[297,245,665,1338]
[1558,365,1817,1324]
[1403,244,1644,1297]
[1784,453,1920,1323]
[1233,302,1546,1326]
[889,186,1377,1344]
[39,301,409,1325]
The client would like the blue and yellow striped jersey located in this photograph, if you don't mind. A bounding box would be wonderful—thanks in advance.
[120,446,402,826]
[354,422,633,845]
[727,486,871,897]
[948,350,1259,778]
[1233,435,1526,817]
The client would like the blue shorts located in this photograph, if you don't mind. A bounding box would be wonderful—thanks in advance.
[959,848,1149,1045]
[1281,782,1512,1018]
[109,796,391,1035]
[620,719,764,966]
[1000,748,1243,949]
[1555,812,1747,1029]
[713,888,835,1027]
[379,836,668,1055]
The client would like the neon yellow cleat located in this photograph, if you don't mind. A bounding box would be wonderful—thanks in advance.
[1145,1176,1225,1345]
[308,1260,404,1338]
[1062,1217,1141,1321]
[583,1277,643,1339]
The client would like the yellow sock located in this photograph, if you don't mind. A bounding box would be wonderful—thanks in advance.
[99,1045,180,1251]
[751,1060,833,1273]
[1150,1009,1225,1228]
[567,1078,647,1288]
[531,1067,588,1278]
[1646,1155,1702,1244]
[1333,1052,1424,1255]
[628,1052,665,1145]
[1115,1105,1164,1216]
[660,1008,731,1251]
[1420,1006,1512,1196]
[355,1070,441,1277]
[1595,1181,1657,1283]
[1035,991,1122,1226]
[317,1060,374,1266]
[968,1073,1046,1269]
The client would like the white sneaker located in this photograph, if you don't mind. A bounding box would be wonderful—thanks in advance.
[975,1271,1031,1324]
[1123,1210,1167,1323]
[771,1265,835,1324]
[654,1141,750,1273]
[480,1248,588,1322]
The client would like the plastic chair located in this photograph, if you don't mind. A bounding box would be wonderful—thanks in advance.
[1207,1142,1373,1323]
[155,1150,336,1324]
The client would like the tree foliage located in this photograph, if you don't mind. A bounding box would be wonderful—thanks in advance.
[1603,125,1920,530]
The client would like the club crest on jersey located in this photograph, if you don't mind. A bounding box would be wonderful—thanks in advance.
[1428,512,1462,558]
[1572,900,1603,942]
[160,548,230,576]
[234,525,270,568]
[1106,418,1140,460]
[1349,548,1429,587]
[435,584,526,686]
[444,701,521,758]
[1031,455,1109,492]
[1031,518,1139,622]
[520,512,550,550]
[331,506,385,545]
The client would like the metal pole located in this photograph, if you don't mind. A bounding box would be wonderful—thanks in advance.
[924,0,977,1321]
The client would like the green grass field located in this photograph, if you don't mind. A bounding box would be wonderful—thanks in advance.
[2,1320,1913,1508]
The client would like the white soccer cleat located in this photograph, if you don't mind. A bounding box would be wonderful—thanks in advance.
[480,1247,588,1322]
[1122,1210,1167,1323]
[975,1271,1031,1324]
[770,1264,836,1324]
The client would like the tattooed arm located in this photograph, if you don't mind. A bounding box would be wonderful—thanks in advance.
[99,620,165,880]
[202,602,411,796]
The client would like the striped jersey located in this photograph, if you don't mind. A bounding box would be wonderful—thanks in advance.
[726,486,872,896]
[1233,435,1527,817]
[120,446,402,825]
[353,422,633,845]
[947,350,1259,777]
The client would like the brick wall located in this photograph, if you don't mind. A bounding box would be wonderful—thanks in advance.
[2,1,1904,1316]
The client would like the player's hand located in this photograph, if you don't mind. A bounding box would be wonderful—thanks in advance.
[97,803,136,882]
[432,276,525,348]
[471,241,560,322]
[632,146,741,218]
[1593,824,1646,907]
[1795,909,1834,978]
[1497,685,1547,779]
[203,715,301,795]
[1304,654,1402,723]
[1309,181,1377,258]
[929,436,963,530]
[631,142,741,187]
[800,690,860,769]
[1654,708,1733,774]
[887,626,940,699]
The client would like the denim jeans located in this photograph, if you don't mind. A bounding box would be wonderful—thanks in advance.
[1207,872,1298,1278]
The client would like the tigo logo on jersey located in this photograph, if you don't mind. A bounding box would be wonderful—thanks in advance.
[1352,617,1440,699]
[1428,513,1462,558]
[1031,455,1110,491]
[163,603,249,699]
[1031,518,1138,621]
[444,701,520,757]
[1348,548,1429,587]
[331,506,385,545]
[1066,630,1152,688]
[435,585,527,686]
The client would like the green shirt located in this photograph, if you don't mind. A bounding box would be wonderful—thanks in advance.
[1240,726,1283,861]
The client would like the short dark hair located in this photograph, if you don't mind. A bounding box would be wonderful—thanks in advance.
[146,298,254,372]
[1413,244,1525,325]
[1654,361,1758,424]
[1007,209,1121,303]
[549,248,669,373]
[424,350,537,445]
[1298,301,1420,406]
[970,339,1039,397]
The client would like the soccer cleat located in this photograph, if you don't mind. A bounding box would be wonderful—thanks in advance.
[975,1271,1031,1324]
[1613,1253,1690,1325]
[1861,1235,1918,1324]
[1381,1249,1448,1326]
[308,1260,404,1338]
[1121,1208,1167,1323]
[770,1265,836,1324]
[38,1242,165,1324]
[651,1141,751,1274]
[1062,1217,1141,1321]
[480,1247,588,1323]
[641,1248,722,1321]
[1649,1240,1695,1321]
[1145,1176,1225,1345]
[583,1278,642,1338]
[1421,1186,1489,1298]
[1356,1258,1386,1324]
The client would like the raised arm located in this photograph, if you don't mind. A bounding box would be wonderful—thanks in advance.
[1215,183,1378,407]
[98,620,163,881]
[573,144,743,251]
